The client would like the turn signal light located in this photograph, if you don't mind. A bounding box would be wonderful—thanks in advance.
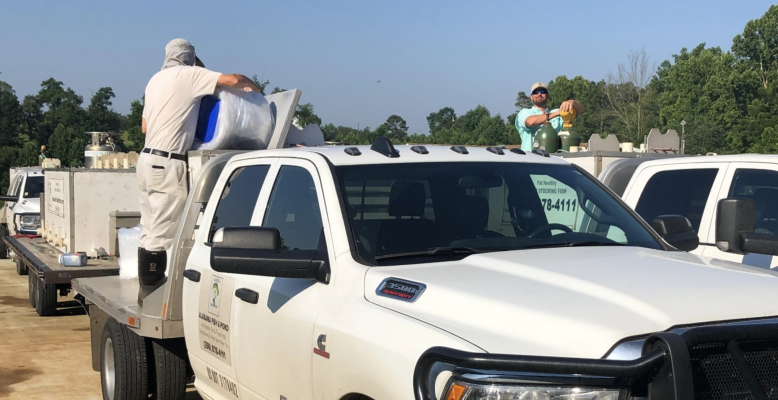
[446,383,466,400]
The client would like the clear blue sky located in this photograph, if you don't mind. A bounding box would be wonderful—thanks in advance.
[0,0,773,135]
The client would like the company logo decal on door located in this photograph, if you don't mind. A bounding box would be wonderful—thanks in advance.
[209,276,222,317]
[199,271,235,365]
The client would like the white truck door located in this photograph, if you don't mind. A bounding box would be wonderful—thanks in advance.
[701,163,778,269]
[622,163,728,255]
[183,158,278,400]
[228,158,331,400]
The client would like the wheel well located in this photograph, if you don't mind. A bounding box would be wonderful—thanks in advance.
[341,394,374,400]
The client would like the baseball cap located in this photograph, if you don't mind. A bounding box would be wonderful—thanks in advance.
[531,82,548,92]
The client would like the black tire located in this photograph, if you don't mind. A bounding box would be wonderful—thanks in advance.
[15,257,27,275]
[101,318,150,400]
[0,225,8,259]
[150,339,188,400]
[28,272,36,308]
[35,279,57,316]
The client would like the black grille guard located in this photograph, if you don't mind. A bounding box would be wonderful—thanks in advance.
[414,321,778,400]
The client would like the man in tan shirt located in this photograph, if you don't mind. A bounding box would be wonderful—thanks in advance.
[137,38,262,304]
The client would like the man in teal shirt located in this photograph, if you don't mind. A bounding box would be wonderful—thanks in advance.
[515,82,585,151]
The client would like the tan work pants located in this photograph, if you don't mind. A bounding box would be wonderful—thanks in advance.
[136,153,187,251]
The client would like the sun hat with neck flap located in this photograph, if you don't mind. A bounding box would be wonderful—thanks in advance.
[161,38,204,70]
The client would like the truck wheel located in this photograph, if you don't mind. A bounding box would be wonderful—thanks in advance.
[28,272,36,308]
[16,257,27,275]
[151,339,188,400]
[35,279,57,316]
[101,318,150,400]
[0,225,8,259]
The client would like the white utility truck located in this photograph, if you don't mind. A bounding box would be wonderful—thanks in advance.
[621,154,778,269]
[0,167,44,237]
[0,167,44,274]
[69,105,778,400]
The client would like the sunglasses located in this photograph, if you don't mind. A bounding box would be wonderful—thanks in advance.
[532,88,548,95]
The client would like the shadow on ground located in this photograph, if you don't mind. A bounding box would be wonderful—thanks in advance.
[0,366,43,397]
[0,295,29,308]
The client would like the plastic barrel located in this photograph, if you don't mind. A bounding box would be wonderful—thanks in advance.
[195,95,220,143]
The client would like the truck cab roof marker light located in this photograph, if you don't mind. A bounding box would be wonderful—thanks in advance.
[486,146,504,155]
[411,146,429,155]
[344,147,361,156]
[532,149,550,157]
[450,146,469,155]
[371,136,400,158]
[510,148,526,155]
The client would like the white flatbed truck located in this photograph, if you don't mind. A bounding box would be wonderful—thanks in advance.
[46,95,778,399]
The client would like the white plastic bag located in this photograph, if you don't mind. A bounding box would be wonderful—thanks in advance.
[118,224,141,279]
[193,87,275,150]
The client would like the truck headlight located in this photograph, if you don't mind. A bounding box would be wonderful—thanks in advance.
[20,214,40,230]
[444,381,623,400]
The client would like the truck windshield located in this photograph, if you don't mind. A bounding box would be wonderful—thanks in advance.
[336,162,662,265]
[23,176,44,199]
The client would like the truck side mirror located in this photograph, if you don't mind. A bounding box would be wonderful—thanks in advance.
[0,195,18,203]
[716,198,778,256]
[210,226,328,282]
[652,215,699,251]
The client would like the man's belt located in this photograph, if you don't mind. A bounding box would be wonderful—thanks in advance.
[142,148,186,161]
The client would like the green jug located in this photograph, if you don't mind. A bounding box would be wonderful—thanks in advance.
[558,109,580,151]
[559,130,581,152]
[535,123,559,153]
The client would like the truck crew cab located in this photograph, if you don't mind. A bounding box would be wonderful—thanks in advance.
[621,154,778,269]
[76,129,778,400]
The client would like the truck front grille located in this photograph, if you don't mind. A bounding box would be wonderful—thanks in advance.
[690,338,778,399]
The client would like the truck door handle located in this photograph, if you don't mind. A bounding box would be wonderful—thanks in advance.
[235,288,259,304]
[183,269,201,282]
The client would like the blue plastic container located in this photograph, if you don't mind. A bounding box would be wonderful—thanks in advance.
[195,95,220,143]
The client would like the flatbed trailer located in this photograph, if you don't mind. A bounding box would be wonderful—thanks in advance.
[5,236,119,316]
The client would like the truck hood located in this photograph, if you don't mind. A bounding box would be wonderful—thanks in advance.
[13,198,40,214]
[364,247,778,359]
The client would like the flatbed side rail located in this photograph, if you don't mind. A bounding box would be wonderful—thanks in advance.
[72,277,140,329]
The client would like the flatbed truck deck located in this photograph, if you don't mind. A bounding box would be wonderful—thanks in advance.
[4,236,119,316]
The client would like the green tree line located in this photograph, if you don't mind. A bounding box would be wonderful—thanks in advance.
[1,5,777,193]
[325,5,778,156]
